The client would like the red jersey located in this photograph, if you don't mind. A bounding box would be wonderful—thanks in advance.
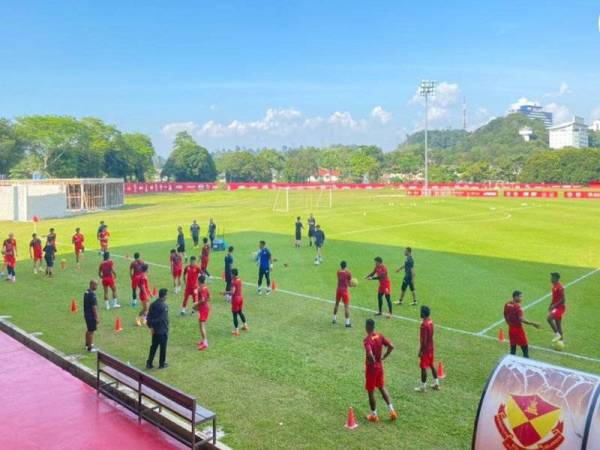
[201,244,210,260]
[46,233,56,247]
[72,233,84,247]
[184,264,201,287]
[337,269,352,291]
[170,253,183,271]
[419,318,434,354]
[199,285,210,303]
[232,277,243,299]
[504,302,523,328]
[130,259,145,277]
[100,260,114,278]
[138,273,151,301]
[30,238,42,257]
[99,230,110,243]
[363,332,390,367]
[3,239,16,256]
[551,283,564,306]
[374,264,388,285]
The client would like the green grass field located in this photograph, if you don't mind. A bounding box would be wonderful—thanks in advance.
[2,189,600,449]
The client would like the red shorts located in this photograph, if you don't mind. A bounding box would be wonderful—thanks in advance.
[184,286,198,303]
[550,305,565,320]
[378,280,391,296]
[336,288,350,305]
[33,251,43,261]
[231,296,244,313]
[131,274,141,290]
[74,245,84,254]
[172,267,182,278]
[200,259,208,271]
[4,255,15,267]
[419,352,435,369]
[100,241,108,250]
[365,364,384,392]
[102,277,115,289]
[198,303,210,322]
[508,326,528,347]
[139,289,150,302]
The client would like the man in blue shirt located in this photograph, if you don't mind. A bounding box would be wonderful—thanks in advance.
[256,240,273,295]
[190,220,200,248]
[224,246,234,300]
[314,225,325,265]
[395,247,417,306]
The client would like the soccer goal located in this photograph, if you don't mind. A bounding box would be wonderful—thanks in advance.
[314,186,333,208]
[272,186,333,212]
[272,187,290,212]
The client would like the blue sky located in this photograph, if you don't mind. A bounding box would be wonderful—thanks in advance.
[1,1,599,154]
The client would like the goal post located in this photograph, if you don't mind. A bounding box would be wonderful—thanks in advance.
[272,186,290,212]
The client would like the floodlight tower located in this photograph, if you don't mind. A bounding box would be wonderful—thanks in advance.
[420,80,436,196]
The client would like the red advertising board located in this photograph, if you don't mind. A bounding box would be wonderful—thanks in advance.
[405,189,497,197]
[504,191,559,198]
[564,191,600,199]
[124,182,217,194]
[226,182,386,191]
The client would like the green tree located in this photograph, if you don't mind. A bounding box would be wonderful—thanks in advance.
[0,119,23,176]
[219,150,271,182]
[161,132,216,181]
[282,148,318,182]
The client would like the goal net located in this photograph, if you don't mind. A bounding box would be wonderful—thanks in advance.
[272,186,333,212]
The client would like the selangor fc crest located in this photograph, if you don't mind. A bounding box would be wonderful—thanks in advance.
[494,394,564,449]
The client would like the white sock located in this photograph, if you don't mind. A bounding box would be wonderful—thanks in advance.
[333,315,337,321]
[371,409,377,416]
[345,319,350,325]
[388,403,394,412]
[105,301,110,309]
[421,382,427,389]
[434,378,440,386]
[555,332,562,338]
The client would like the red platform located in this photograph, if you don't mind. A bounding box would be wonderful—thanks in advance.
[0,332,184,449]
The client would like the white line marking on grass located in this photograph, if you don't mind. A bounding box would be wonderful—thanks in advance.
[57,244,600,364]
[476,267,600,336]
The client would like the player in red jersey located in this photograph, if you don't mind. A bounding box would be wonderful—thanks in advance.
[135,264,152,326]
[504,290,540,358]
[98,226,110,255]
[231,268,249,336]
[365,257,393,318]
[29,233,43,274]
[181,256,201,315]
[2,233,17,282]
[193,274,211,350]
[414,306,442,392]
[363,319,397,422]
[129,252,144,306]
[169,249,183,294]
[333,260,353,327]
[72,227,85,269]
[98,252,120,310]
[547,272,566,343]
[200,237,211,277]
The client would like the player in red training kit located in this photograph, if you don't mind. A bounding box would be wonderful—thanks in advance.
[231,268,249,336]
[129,252,144,306]
[415,306,441,392]
[193,275,211,350]
[200,237,211,277]
[365,257,393,318]
[181,256,201,315]
[504,290,540,358]
[29,233,43,274]
[333,260,353,327]
[135,264,152,326]
[2,233,17,282]
[98,252,120,310]
[170,249,183,294]
[98,226,110,255]
[363,319,397,422]
[72,227,85,269]
[547,272,566,344]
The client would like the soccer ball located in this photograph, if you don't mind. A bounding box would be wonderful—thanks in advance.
[350,278,358,287]
[553,340,565,351]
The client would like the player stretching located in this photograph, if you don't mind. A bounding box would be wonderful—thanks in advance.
[415,306,440,392]
[72,227,85,269]
[314,225,325,264]
[170,249,183,294]
[98,225,110,255]
[135,264,152,326]
[200,237,211,277]
[307,213,316,246]
[176,226,186,263]
[333,261,353,327]
[504,290,540,358]
[294,217,303,248]
[129,252,144,306]
[99,252,120,310]
[366,257,393,318]
[548,272,566,344]
[2,233,17,282]
[224,246,234,300]
[181,256,200,315]
[190,220,200,248]
[395,247,416,306]
[363,319,397,422]
[231,268,249,335]
[193,275,211,350]
[29,233,43,274]
[256,240,272,295]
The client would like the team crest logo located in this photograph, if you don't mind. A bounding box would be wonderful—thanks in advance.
[494,394,564,449]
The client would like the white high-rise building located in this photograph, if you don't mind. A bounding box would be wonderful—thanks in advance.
[549,116,589,149]
[590,120,600,132]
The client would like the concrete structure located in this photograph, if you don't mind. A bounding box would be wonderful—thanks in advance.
[518,126,533,142]
[590,119,600,132]
[549,117,589,149]
[512,103,553,128]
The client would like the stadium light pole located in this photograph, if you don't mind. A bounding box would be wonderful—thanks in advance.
[420,80,436,196]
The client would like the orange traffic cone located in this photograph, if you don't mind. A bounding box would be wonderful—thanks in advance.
[498,328,506,343]
[115,316,123,332]
[271,280,277,291]
[345,407,358,430]
[70,298,78,313]
[152,286,158,297]
[437,361,446,379]
[60,259,67,270]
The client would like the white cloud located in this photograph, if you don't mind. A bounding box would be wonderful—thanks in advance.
[161,121,199,138]
[545,103,572,124]
[544,82,570,97]
[370,106,392,124]
[509,97,539,112]
[409,81,461,126]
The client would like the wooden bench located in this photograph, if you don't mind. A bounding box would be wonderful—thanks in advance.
[97,351,216,449]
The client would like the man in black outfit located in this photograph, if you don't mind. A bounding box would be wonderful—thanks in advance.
[146,288,169,369]
[83,280,99,352]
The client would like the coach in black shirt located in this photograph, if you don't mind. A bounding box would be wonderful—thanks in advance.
[146,288,169,369]
[83,280,99,352]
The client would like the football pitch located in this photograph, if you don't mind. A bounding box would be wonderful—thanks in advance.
[2,189,600,449]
